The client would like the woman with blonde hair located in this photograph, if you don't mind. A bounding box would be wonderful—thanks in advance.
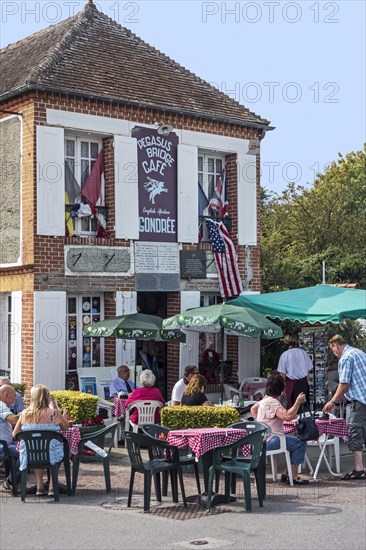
[13,384,69,496]
[181,374,214,407]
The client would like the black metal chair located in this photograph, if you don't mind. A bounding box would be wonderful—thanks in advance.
[72,422,119,495]
[207,428,267,512]
[15,430,71,502]
[125,431,187,512]
[0,439,18,496]
[141,423,201,495]
[215,421,271,500]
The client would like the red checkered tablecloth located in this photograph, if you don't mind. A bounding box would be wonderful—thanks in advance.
[167,427,250,459]
[283,418,349,439]
[112,398,127,418]
[61,427,82,454]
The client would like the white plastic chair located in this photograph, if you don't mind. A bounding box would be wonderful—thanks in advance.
[223,384,245,402]
[266,431,294,486]
[239,377,267,401]
[127,400,163,433]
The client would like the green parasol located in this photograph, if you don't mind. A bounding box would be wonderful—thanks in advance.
[163,303,283,404]
[230,285,366,323]
[163,303,283,339]
[83,312,186,342]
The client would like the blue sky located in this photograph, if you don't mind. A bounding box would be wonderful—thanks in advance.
[1,0,365,194]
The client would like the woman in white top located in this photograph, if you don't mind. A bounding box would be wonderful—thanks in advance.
[251,371,310,486]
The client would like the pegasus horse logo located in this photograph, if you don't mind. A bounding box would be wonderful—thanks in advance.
[144,177,168,204]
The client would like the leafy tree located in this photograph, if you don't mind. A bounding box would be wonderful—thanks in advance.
[261,145,366,292]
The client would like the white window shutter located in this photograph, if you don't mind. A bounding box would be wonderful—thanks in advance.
[36,126,65,236]
[34,291,66,390]
[179,291,200,376]
[177,144,198,243]
[237,337,260,383]
[11,291,22,383]
[114,135,139,240]
[237,153,257,246]
[115,291,137,366]
[0,294,8,372]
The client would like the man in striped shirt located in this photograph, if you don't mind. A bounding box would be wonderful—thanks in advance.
[323,334,366,479]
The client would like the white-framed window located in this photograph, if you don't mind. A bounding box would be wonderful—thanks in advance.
[198,152,225,205]
[65,136,104,235]
[198,152,225,241]
[66,295,104,373]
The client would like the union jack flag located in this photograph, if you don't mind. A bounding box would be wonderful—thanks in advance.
[205,219,243,298]
[209,169,228,218]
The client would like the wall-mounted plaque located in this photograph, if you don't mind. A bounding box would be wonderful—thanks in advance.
[65,246,131,274]
[135,242,180,274]
[180,251,207,279]
[136,273,180,292]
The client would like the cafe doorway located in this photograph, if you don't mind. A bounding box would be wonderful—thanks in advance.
[137,292,168,399]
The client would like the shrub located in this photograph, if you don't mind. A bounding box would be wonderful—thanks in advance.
[161,406,240,430]
[11,383,26,396]
[50,390,98,423]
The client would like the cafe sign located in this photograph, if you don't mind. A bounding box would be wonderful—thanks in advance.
[132,126,178,242]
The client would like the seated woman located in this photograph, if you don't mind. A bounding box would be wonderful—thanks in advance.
[251,371,309,486]
[12,384,70,496]
[181,374,214,407]
[124,369,165,425]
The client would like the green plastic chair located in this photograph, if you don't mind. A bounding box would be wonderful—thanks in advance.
[72,422,118,495]
[125,431,187,512]
[141,423,201,495]
[15,430,71,502]
[216,421,271,499]
[207,428,267,513]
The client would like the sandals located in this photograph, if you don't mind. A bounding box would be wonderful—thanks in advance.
[280,474,309,486]
[341,469,366,480]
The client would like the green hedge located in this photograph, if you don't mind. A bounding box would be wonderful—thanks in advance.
[161,405,240,430]
[50,390,98,423]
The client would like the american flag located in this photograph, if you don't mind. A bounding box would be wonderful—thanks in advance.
[209,169,228,218]
[205,219,243,298]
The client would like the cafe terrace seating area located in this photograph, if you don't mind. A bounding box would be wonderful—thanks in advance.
[1,402,351,514]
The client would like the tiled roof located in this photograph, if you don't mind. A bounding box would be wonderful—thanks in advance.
[0,2,269,128]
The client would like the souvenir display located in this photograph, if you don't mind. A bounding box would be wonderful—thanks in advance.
[66,295,102,381]
[299,328,328,407]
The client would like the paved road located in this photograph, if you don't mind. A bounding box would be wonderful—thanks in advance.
[1,442,365,550]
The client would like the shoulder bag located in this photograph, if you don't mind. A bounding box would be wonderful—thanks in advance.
[296,404,319,441]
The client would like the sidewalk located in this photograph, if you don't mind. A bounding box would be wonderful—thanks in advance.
[1,441,365,550]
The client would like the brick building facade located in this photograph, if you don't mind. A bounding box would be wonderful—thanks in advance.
[0,1,272,399]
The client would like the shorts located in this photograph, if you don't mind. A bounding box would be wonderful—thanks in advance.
[348,401,366,452]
